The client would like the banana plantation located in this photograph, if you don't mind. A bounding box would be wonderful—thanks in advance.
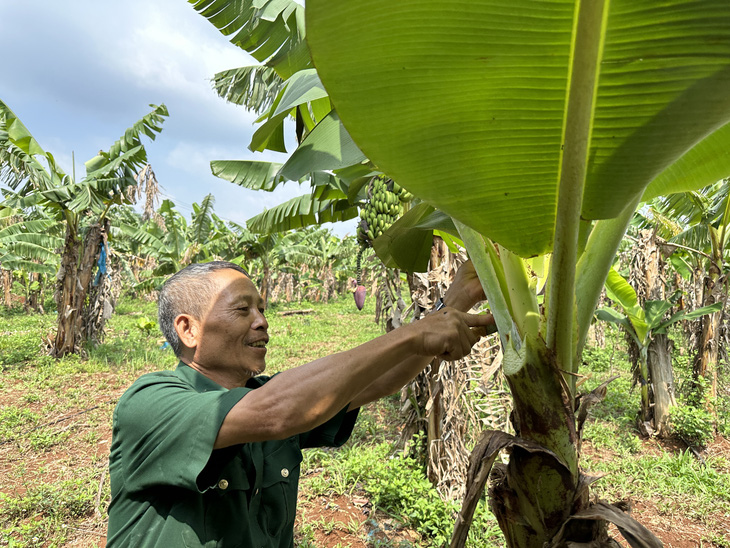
[2,0,730,547]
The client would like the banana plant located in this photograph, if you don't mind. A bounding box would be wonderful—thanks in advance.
[641,179,730,409]
[0,99,167,356]
[303,1,730,546]
[122,199,191,293]
[0,205,63,311]
[596,267,721,436]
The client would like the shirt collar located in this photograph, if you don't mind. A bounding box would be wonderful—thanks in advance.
[173,362,227,393]
[173,362,268,392]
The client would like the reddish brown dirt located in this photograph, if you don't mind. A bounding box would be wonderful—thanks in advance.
[585,435,730,548]
[606,498,730,548]
[295,485,423,547]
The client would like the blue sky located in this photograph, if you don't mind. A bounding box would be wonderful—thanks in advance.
[0,0,356,237]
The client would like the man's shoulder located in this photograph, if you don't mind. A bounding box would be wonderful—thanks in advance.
[129,369,187,390]
[116,369,189,407]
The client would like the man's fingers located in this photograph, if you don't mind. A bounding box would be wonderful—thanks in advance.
[463,312,497,331]
[424,308,497,361]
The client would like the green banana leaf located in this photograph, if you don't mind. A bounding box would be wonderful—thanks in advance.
[273,69,329,117]
[306,0,730,258]
[246,189,358,234]
[0,255,58,275]
[212,66,283,114]
[644,300,675,332]
[0,99,47,157]
[210,160,285,191]
[191,194,216,245]
[594,307,641,348]
[278,110,367,180]
[249,109,289,153]
[188,0,309,80]
[654,301,723,334]
[604,267,648,344]
[372,203,440,271]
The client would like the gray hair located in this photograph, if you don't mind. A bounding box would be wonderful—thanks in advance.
[158,261,250,357]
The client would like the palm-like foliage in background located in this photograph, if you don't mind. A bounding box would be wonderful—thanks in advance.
[640,179,730,407]
[123,199,193,293]
[0,204,63,310]
[0,99,167,356]
[188,0,375,235]
[0,204,63,277]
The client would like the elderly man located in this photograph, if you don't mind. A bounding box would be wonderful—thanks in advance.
[107,260,493,547]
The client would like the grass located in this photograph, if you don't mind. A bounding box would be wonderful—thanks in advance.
[1,298,729,547]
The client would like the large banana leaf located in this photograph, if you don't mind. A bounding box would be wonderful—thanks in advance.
[211,160,285,191]
[0,255,58,275]
[188,0,309,80]
[306,0,730,258]
[212,65,284,114]
[246,187,358,233]
[191,194,216,244]
[278,110,366,180]
[0,101,58,193]
[374,203,458,271]
[604,267,648,343]
[0,99,47,158]
[272,69,329,118]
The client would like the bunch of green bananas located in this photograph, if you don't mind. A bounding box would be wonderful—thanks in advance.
[356,177,412,247]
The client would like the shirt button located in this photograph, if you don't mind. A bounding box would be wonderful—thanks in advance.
[218,479,229,490]
[281,468,289,478]
[255,488,259,495]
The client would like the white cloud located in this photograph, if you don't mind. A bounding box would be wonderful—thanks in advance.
[107,1,251,105]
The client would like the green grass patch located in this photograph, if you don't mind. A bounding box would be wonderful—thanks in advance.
[301,440,503,547]
[0,477,97,547]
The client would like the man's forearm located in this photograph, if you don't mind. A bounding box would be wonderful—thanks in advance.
[215,303,490,448]
[215,323,422,447]
[347,353,434,410]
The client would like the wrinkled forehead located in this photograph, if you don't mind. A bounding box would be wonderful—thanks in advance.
[209,268,263,304]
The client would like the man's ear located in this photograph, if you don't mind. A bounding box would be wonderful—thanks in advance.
[174,314,199,351]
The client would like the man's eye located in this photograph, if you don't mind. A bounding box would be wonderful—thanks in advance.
[238,307,249,312]
[259,309,266,315]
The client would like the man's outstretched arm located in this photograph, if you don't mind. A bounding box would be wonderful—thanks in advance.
[214,261,492,448]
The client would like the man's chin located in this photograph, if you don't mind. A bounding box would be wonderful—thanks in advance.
[245,363,266,377]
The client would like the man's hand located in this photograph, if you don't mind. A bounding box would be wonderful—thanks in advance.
[443,260,486,312]
[413,307,496,361]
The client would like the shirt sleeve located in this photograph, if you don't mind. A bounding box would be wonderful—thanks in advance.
[113,374,249,493]
[298,405,360,449]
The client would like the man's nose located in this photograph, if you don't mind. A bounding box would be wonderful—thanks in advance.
[253,310,268,330]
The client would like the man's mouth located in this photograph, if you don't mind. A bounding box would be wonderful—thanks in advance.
[247,340,268,348]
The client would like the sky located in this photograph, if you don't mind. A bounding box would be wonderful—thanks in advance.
[0,0,356,237]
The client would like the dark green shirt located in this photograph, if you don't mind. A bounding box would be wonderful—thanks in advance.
[107,363,358,548]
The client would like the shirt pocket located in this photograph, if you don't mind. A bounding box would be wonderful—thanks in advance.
[260,438,303,537]
[202,454,252,547]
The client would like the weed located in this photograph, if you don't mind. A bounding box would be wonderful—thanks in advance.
[294,522,318,547]
[335,442,500,547]
[669,404,715,447]
[0,478,96,546]
[583,421,641,455]
[0,407,40,441]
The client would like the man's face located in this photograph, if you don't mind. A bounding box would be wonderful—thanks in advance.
[191,269,269,385]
